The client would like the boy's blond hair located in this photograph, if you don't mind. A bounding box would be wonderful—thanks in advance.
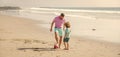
[64,22,70,28]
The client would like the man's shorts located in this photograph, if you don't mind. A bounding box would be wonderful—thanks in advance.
[63,38,70,42]
[54,27,63,36]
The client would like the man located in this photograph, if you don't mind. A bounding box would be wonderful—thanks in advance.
[50,13,65,48]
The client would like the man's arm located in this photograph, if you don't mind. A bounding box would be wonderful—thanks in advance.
[50,21,54,32]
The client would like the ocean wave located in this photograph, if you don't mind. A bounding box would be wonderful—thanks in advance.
[18,7,120,19]
[20,9,96,19]
[30,7,120,14]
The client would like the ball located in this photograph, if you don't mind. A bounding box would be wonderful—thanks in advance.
[54,44,58,49]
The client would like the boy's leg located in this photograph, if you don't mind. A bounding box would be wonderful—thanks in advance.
[64,42,67,49]
[66,43,69,50]
[66,38,70,50]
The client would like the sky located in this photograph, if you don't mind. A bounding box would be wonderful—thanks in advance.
[0,0,120,7]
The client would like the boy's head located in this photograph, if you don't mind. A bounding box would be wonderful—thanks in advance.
[64,22,70,28]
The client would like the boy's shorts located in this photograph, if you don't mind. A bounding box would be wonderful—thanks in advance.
[63,38,70,42]
[54,27,63,36]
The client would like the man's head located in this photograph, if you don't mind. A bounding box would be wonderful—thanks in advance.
[59,13,65,19]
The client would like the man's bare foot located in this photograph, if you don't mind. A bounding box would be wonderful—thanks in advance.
[63,48,66,50]
[66,48,69,50]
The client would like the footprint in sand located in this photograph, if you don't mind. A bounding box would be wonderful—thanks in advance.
[0,39,6,41]
[39,52,44,56]
[12,39,32,44]
[11,39,48,44]
[33,40,41,43]
[23,50,26,52]
[92,28,96,31]
[41,41,47,44]
[56,55,61,57]
[24,39,32,44]
[12,39,24,42]
[118,53,120,55]
[33,40,48,44]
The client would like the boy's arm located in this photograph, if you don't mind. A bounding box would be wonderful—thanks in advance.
[64,33,67,38]
[63,23,65,31]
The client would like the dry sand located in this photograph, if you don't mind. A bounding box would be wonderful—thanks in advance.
[0,14,120,57]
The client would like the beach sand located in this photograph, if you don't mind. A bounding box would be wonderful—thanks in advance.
[0,14,120,57]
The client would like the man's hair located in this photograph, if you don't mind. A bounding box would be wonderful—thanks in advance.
[60,13,65,17]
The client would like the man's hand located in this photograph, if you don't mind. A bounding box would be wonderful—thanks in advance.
[50,28,52,32]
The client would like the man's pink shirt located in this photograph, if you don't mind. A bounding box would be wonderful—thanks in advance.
[53,16,65,28]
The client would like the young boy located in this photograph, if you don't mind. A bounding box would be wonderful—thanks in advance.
[63,22,71,50]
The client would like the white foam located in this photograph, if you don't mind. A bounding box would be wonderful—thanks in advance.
[30,7,120,14]
[20,8,96,19]
[27,7,120,20]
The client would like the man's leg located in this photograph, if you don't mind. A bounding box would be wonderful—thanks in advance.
[54,32,58,43]
[58,28,63,48]
[59,36,62,48]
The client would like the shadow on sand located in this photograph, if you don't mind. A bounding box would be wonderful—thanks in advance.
[17,47,55,51]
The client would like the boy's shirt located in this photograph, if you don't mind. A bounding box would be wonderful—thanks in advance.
[65,28,71,38]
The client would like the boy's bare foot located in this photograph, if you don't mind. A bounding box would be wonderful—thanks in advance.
[63,48,69,50]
